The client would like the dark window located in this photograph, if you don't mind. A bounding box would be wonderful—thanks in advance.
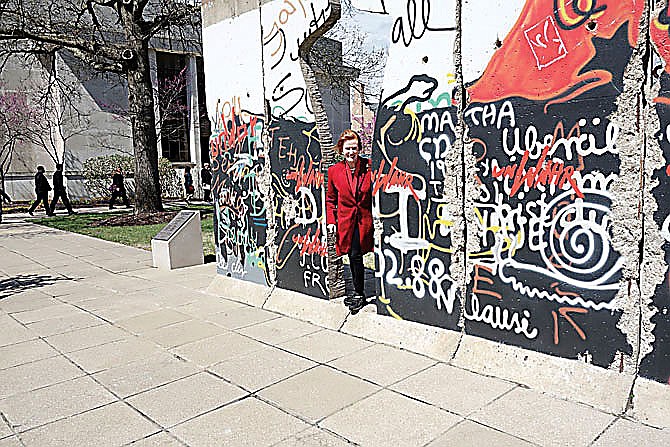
[197,56,211,165]
[156,52,190,162]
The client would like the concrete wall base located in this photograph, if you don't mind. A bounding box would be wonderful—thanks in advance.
[206,275,670,427]
[265,289,349,330]
[340,311,461,363]
[451,334,634,415]
[206,275,270,308]
[631,377,670,428]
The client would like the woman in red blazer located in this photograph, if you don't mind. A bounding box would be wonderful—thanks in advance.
[326,130,373,314]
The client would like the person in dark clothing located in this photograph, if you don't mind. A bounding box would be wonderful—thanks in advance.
[184,166,194,205]
[200,163,212,202]
[50,164,76,215]
[0,186,11,223]
[28,166,54,216]
[109,168,130,209]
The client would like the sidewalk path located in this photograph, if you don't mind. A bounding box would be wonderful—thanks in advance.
[0,219,668,447]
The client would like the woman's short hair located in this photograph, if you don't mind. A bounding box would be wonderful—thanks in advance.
[335,129,361,154]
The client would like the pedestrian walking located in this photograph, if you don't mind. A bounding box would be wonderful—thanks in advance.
[50,164,76,215]
[326,129,374,315]
[28,166,54,216]
[184,166,194,205]
[109,168,130,209]
[0,186,11,223]
[201,163,212,202]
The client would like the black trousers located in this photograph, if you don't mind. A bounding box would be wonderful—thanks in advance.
[29,192,51,214]
[50,190,73,213]
[109,189,129,207]
[348,225,365,297]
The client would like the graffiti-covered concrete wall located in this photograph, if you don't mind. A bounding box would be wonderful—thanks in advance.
[202,0,670,393]
[203,0,338,297]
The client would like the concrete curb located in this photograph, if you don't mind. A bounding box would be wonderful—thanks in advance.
[207,275,670,427]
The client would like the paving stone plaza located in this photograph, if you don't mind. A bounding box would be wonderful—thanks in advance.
[0,215,669,446]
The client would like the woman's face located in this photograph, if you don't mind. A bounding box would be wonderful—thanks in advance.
[342,139,359,164]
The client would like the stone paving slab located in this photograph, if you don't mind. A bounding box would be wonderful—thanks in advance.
[44,323,129,353]
[208,346,316,392]
[277,329,373,364]
[144,319,224,348]
[0,376,116,433]
[272,426,351,447]
[258,365,380,423]
[172,332,266,368]
[470,387,616,446]
[329,343,437,387]
[66,338,164,374]
[0,419,12,439]
[170,397,310,447]
[0,315,38,348]
[390,363,518,416]
[126,372,247,428]
[591,418,670,446]
[321,389,462,447]
[237,316,322,344]
[204,305,280,330]
[171,296,247,318]
[0,356,85,400]
[117,309,192,334]
[19,402,158,447]
[92,352,200,398]
[129,431,186,446]
[0,437,21,447]
[0,339,58,370]
[25,311,105,337]
[0,292,58,314]
[426,419,535,447]
[11,303,78,324]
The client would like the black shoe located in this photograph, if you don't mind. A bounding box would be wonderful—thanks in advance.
[344,294,357,307]
[28,211,34,216]
[68,211,77,215]
[348,295,367,315]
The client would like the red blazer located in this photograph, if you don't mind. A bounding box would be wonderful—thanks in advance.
[326,157,374,256]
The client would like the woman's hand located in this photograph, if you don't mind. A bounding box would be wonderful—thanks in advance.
[327,224,337,234]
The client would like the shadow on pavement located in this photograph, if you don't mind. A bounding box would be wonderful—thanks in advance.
[0,274,68,299]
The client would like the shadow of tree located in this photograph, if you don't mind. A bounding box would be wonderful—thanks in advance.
[0,274,68,299]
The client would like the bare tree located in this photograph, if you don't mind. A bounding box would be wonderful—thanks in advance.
[0,85,38,192]
[324,0,387,104]
[0,0,201,213]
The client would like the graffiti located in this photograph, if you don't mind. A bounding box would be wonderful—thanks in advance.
[203,0,670,388]
[464,0,638,366]
[271,118,329,298]
[262,0,332,118]
[468,0,643,107]
[211,101,270,286]
[391,0,455,47]
[372,73,460,328]
[491,145,583,199]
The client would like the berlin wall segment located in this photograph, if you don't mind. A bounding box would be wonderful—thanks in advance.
[641,2,670,385]
[205,0,335,299]
[202,0,670,388]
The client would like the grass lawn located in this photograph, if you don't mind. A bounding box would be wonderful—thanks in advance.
[35,210,216,258]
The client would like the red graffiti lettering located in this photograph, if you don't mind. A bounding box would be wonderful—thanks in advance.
[286,158,324,193]
[373,157,419,201]
[491,145,584,198]
[292,227,327,257]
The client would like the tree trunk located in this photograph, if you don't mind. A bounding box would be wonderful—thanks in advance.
[121,6,163,214]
